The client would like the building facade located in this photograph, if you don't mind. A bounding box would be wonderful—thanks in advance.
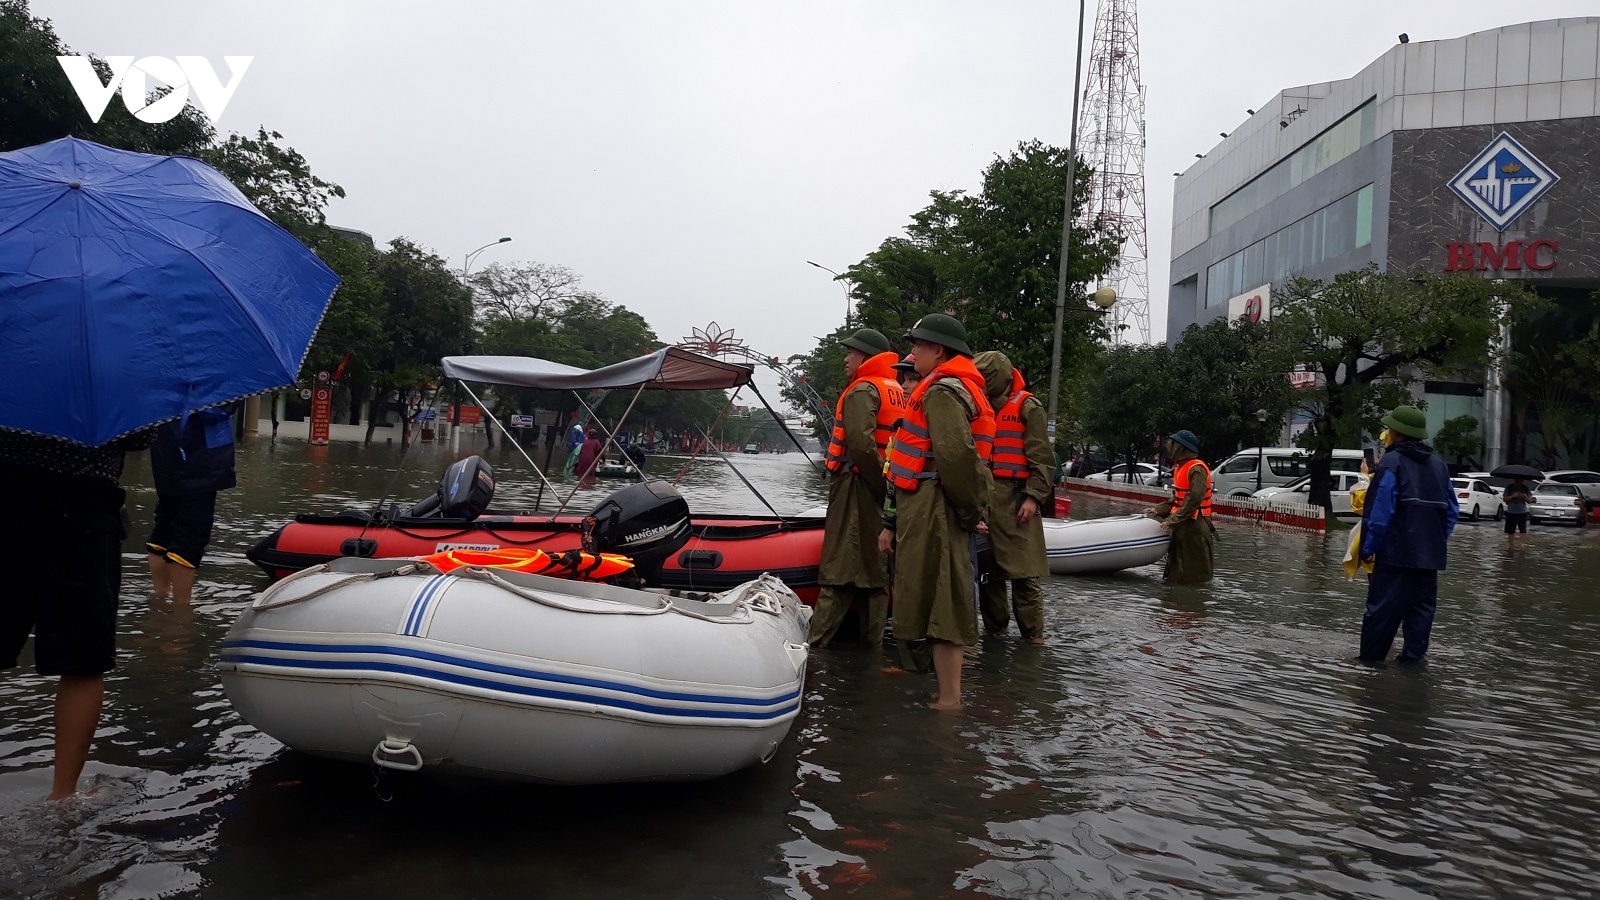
[1167,18,1600,468]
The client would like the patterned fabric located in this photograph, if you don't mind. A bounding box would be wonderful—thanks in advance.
[0,429,153,484]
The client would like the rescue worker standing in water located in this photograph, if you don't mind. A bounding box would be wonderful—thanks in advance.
[878,314,994,709]
[810,329,905,649]
[1359,405,1457,664]
[973,351,1052,643]
[1144,430,1215,584]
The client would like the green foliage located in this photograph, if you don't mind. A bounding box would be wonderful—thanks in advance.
[197,128,345,240]
[1504,295,1600,469]
[789,140,1121,438]
[1083,343,1172,473]
[1166,317,1297,461]
[0,0,213,155]
[1271,266,1532,506]
[1433,415,1482,466]
[371,237,475,389]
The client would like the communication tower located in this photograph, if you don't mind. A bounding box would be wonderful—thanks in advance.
[1078,0,1150,343]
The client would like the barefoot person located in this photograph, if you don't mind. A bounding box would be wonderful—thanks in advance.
[1,429,151,799]
[147,408,237,604]
[878,315,994,709]
[973,351,1052,644]
[809,329,905,649]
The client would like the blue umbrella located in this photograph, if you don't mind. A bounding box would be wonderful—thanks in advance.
[0,137,340,445]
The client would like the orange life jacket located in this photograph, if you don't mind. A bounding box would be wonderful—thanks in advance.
[989,369,1035,481]
[825,352,907,475]
[418,547,634,579]
[1171,458,1213,518]
[886,356,995,491]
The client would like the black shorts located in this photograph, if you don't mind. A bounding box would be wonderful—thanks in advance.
[0,468,125,676]
[146,492,218,568]
[1504,512,1529,534]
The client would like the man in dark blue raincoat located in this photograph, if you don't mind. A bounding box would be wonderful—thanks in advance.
[1358,405,1457,664]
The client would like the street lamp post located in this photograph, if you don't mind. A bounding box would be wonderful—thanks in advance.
[806,260,852,326]
[454,237,511,450]
[1045,0,1091,445]
[1255,408,1269,493]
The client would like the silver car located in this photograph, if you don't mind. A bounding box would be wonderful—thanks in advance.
[1529,482,1588,526]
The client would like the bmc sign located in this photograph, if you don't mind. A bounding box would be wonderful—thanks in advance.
[1443,240,1558,272]
[57,56,251,124]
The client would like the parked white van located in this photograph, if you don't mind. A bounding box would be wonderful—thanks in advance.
[1212,447,1366,498]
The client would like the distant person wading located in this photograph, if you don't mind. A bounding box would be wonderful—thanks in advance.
[1145,430,1215,584]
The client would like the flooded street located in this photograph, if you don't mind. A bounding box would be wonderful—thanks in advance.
[3,433,1598,899]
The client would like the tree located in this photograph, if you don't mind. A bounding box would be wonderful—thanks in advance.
[1503,299,1600,469]
[469,262,588,324]
[1167,316,1296,462]
[0,1,213,155]
[197,128,345,241]
[1083,343,1173,481]
[1433,415,1482,468]
[1269,267,1533,508]
[364,238,475,444]
[820,140,1120,399]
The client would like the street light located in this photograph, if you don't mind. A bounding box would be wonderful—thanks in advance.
[464,236,512,281]
[1045,0,1092,443]
[806,260,852,325]
[453,237,510,450]
[1255,408,1269,493]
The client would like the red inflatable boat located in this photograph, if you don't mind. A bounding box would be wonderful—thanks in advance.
[246,510,825,602]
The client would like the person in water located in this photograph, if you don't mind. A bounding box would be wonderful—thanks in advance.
[1359,406,1457,664]
[1145,430,1215,584]
[575,428,604,483]
[1502,477,1533,548]
[810,329,904,650]
[146,408,237,604]
[879,314,994,709]
[973,351,1052,644]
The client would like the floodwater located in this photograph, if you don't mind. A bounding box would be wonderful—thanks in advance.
[3,432,1599,899]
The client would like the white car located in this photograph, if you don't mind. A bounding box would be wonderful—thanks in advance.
[1544,470,1600,503]
[1529,482,1588,526]
[1450,477,1503,521]
[1251,472,1367,516]
[1085,462,1163,486]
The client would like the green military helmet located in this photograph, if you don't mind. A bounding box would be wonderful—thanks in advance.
[903,313,971,357]
[1381,405,1429,440]
[840,328,892,356]
[1167,430,1200,453]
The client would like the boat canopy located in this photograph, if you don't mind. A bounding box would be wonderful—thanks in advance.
[441,347,753,391]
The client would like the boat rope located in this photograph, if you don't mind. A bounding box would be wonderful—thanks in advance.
[253,563,419,610]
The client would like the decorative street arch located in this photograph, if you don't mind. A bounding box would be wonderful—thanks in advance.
[676,322,832,427]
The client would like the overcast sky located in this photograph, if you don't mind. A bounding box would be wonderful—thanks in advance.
[37,0,1600,399]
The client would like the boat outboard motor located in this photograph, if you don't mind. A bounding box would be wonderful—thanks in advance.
[405,455,496,520]
[583,480,692,586]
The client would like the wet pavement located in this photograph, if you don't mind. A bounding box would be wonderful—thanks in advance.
[2,433,1597,899]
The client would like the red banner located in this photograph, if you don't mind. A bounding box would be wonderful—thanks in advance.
[309,387,333,445]
[447,405,482,425]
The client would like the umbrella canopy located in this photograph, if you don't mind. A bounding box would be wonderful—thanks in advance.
[441,346,753,391]
[1490,464,1544,481]
[0,137,340,445]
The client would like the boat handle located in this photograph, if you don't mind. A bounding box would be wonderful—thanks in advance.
[372,739,424,772]
[785,641,809,674]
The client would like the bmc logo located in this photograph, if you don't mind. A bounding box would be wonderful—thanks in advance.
[56,56,251,124]
[1443,240,1558,272]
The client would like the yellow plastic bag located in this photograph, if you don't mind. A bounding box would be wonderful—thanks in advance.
[1342,521,1373,580]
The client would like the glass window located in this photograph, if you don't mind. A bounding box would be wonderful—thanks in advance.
[1355,184,1374,248]
[1330,458,1364,473]
[1209,100,1376,235]
[1268,456,1307,477]
[1219,456,1259,474]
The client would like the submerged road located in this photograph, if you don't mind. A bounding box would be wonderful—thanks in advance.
[1,435,1596,898]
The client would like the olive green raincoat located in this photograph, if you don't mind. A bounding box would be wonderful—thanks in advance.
[1149,447,1216,584]
[886,379,991,651]
[811,381,891,646]
[973,352,1052,579]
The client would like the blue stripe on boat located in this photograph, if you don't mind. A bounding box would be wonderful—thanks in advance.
[220,639,799,708]
[401,575,449,636]
[221,653,799,721]
[1046,535,1170,557]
